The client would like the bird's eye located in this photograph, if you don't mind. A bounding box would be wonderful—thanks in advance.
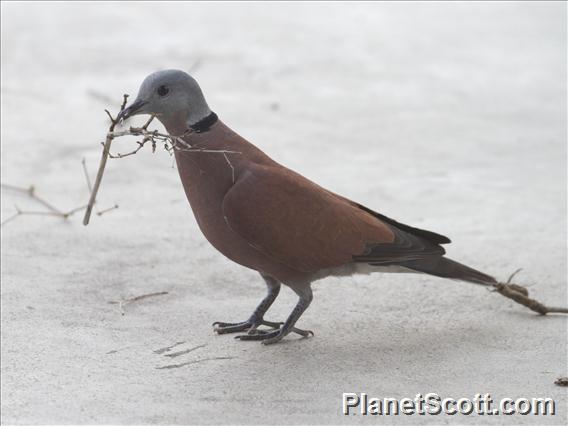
[157,85,169,97]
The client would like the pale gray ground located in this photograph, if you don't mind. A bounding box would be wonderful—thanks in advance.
[1,2,566,425]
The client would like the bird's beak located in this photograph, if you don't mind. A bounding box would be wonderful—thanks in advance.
[116,99,148,122]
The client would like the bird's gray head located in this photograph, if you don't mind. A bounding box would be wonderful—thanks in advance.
[117,69,211,133]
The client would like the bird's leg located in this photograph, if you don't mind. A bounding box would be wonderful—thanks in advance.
[235,285,314,345]
[213,274,282,334]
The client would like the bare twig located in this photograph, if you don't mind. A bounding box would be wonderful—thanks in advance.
[223,152,235,183]
[153,341,187,355]
[0,201,87,225]
[1,158,118,227]
[15,211,64,218]
[0,183,31,192]
[493,282,568,315]
[82,158,93,193]
[82,157,119,216]
[2,184,63,215]
[83,94,129,225]
[506,268,523,285]
[156,356,235,370]
[0,211,20,226]
[109,140,147,159]
[82,95,241,225]
[490,269,568,315]
[96,204,119,216]
[1,171,117,227]
[108,291,169,315]
[62,205,89,218]
[142,114,155,129]
[124,291,169,304]
[163,344,207,358]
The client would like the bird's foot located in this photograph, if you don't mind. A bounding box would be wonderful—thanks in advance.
[212,318,282,335]
[234,325,314,345]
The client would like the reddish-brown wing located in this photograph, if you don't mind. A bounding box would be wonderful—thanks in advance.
[222,164,396,272]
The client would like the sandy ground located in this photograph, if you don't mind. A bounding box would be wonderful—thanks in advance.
[1,2,566,425]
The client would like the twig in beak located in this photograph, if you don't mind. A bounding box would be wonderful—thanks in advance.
[83,94,128,225]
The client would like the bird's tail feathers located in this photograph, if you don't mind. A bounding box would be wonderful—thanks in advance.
[402,257,497,286]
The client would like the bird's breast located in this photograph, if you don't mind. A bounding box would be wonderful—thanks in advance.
[173,150,265,270]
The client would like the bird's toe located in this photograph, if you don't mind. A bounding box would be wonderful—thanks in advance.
[213,321,251,334]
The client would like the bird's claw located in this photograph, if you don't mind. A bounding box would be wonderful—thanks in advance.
[212,318,282,335]
[234,326,314,344]
[214,318,313,344]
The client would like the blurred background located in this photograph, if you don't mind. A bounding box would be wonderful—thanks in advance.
[1,2,566,424]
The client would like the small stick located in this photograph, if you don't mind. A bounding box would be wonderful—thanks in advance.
[108,291,169,315]
[1,180,108,226]
[122,291,169,305]
[0,211,20,226]
[109,141,147,159]
[163,344,207,358]
[63,205,88,217]
[153,341,186,355]
[80,96,240,225]
[0,183,32,192]
[506,268,523,284]
[82,157,114,215]
[494,283,568,315]
[142,115,155,129]
[30,193,64,215]
[223,152,235,183]
[1,183,64,215]
[82,158,93,193]
[82,135,113,224]
[97,204,119,216]
[491,269,567,315]
[83,94,128,225]
[156,356,234,370]
[12,210,64,218]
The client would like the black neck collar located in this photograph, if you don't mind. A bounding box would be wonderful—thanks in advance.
[190,111,218,133]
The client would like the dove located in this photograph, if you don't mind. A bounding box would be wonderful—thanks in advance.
[115,69,534,344]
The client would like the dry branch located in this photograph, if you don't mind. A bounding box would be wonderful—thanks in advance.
[163,344,207,358]
[82,95,241,225]
[156,356,235,370]
[97,204,119,216]
[490,269,568,315]
[153,341,187,355]
[82,158,93,193]
[108,291,169,315]
[1,175,117,227]
[2,184,63,215]
[494,283,568,315]
[83,94,129,225]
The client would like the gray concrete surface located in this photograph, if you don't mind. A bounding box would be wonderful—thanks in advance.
[1,2,566,424]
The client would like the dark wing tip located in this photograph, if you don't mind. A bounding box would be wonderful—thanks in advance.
[355,203,451,245]
[434,234,452,244]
